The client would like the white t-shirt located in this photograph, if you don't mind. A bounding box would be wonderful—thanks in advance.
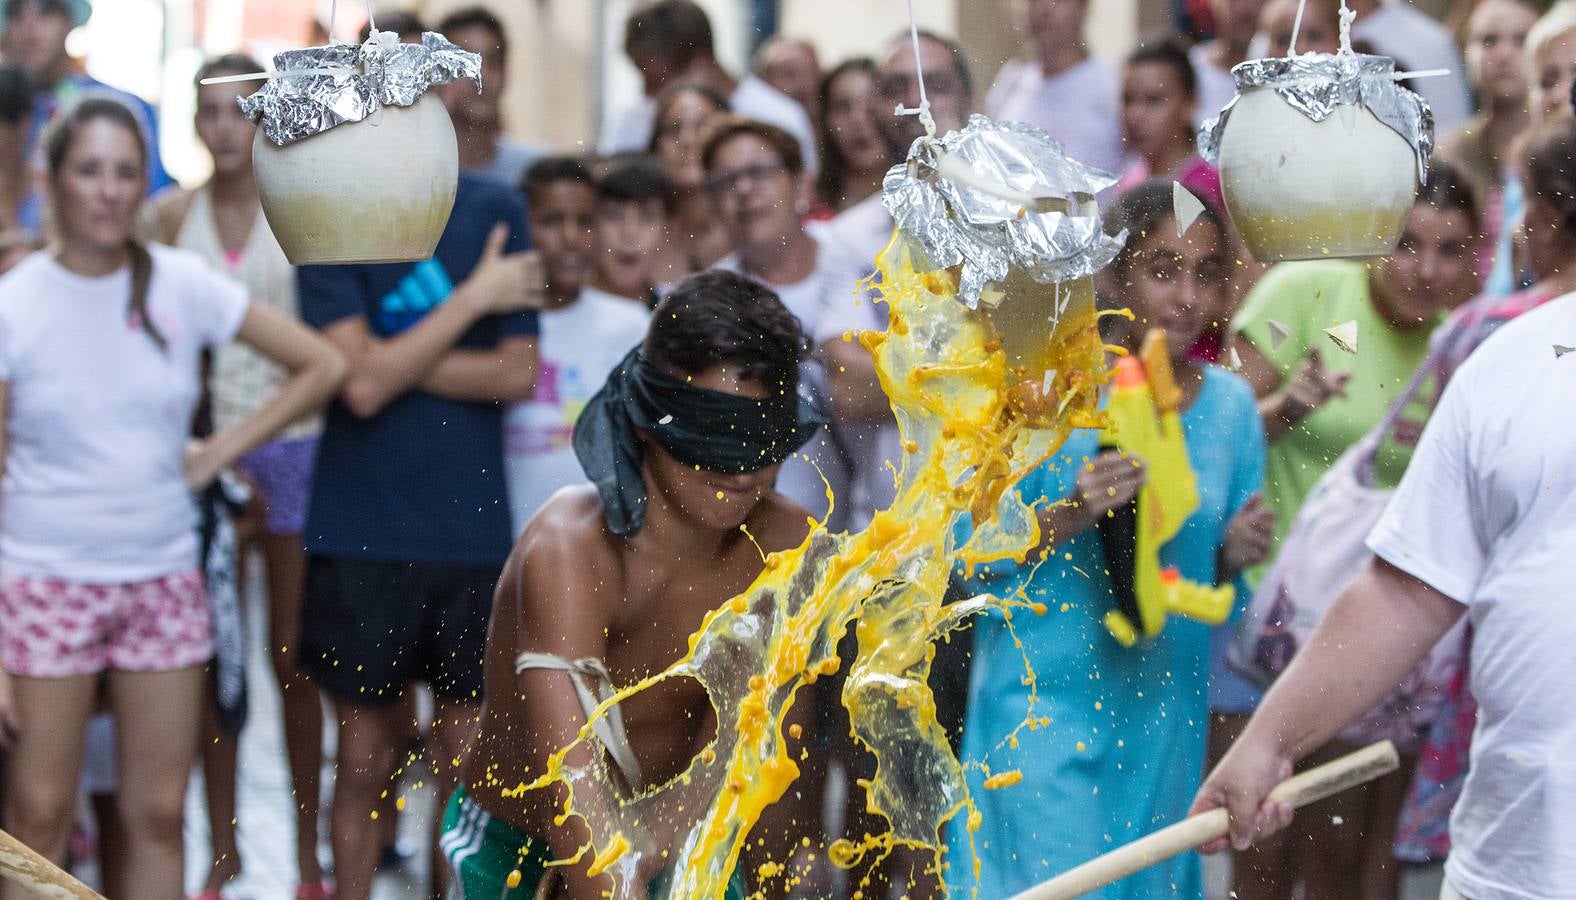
[1352,1,1472,136]
[1190,41,1239,127]
[1367,293,1576,900]
[599,74,819,174]
[503,286,651,535]
[0,246,250,582]
[985,57,1126,175]
[812,196,905,533]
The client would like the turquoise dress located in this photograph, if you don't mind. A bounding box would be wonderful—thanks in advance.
[946,366,1265,899]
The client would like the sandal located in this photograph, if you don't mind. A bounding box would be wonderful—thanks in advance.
[295,884,334,900]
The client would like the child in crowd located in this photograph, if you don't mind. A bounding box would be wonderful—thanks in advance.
[1117,40,1222,210]
[446,271,821,898]
[949,181,1270,900]
[590,154,674,305]
[504,157,651,535]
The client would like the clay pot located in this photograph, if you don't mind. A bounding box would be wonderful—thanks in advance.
[1217,87,1417,262]
[252,93,458,266]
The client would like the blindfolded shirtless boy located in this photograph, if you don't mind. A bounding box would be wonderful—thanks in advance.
[443,270,825,899]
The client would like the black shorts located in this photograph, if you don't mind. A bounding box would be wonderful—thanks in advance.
[300,556,500,706]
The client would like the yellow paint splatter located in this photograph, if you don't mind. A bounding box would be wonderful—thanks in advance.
[520,233,1110,897]
[983,770,1024,790]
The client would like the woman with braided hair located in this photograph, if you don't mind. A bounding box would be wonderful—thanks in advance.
[0,97,342,898]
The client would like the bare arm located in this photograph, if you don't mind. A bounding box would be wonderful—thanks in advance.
[819,336,894,426]
[186,305,345,489]
[417,335,539,405]
[512,518,647,900]
[1191,557,1465,849]
[318,226,544,418]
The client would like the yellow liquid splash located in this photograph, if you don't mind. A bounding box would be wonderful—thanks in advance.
[510,232,1113,897]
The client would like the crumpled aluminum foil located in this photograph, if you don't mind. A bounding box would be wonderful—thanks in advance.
[1199,52,1434,179]
[240,31,481,146]
[882,114,1123,308]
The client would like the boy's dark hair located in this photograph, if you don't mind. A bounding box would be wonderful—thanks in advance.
[625,0,713,68]
[194,53,264,89]
[436,6,508,57]
[360,11,426,43]
[700,116,803,175]
[645,270,805,394]
[1524,116,1576,233]
[0,64,32,126]
[1127,37,1197,100]
[595,153,677,216]
[521,156,595,206]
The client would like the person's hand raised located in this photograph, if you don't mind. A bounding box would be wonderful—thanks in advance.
[461,223,548,316]
[1223,495,1276,574]
[1280,348,1351,424]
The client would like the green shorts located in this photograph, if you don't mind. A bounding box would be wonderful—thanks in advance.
[440,786,748,899]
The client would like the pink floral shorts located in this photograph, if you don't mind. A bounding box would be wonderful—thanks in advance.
[0,571,213,678]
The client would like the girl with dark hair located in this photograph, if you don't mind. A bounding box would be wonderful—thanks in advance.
[0,97,342,898]
[950,180,1270,900]
[647,82,732,286]
[146,53,332,899]
[1116,40,1222,211]
[814,58,889,214]
[1220,160,1484,900]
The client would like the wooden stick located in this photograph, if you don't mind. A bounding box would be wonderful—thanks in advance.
[0,828,105,899]
[1010,740,1400,900]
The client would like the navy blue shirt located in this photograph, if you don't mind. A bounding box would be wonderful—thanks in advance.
[299,175,538,566]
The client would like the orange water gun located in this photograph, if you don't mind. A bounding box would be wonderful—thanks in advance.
[1093,330,1234,647]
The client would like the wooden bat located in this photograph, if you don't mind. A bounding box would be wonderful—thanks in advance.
[1010,740,1401,900]
[0,828,105,899]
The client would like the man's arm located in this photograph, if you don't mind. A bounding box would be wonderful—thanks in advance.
[819,336,894,425]
[418,335,539,405]
[511,511,647,900]
[318,225,542,418]
[1191,557,1465,849]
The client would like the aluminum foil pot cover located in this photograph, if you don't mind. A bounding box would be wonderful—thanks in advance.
[239,31,481,146]
[1198,52,1434,179]
[882,114,1124,309]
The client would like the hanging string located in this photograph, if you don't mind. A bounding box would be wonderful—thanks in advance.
[1288,0,1307,56]
[1338,0,1355,55]
[894,0,937,140]
[326,0,377,45]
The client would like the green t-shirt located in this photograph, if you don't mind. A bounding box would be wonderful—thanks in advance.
[1231,260,1437,584]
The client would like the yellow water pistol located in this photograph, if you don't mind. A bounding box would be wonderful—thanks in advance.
[1094,329,1234,647]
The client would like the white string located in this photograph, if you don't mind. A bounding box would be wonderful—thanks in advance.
[893,0,936,139]
[327,0,377,44]
[1338,0,1355,55]
[1288,0,1307,56]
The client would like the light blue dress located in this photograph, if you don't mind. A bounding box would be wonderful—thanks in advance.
[946,366,1266,899]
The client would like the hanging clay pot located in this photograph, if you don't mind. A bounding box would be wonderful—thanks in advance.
[1199,50,1433,264]
[238,31,481,266]
[252,94,459,266]
[1216,88,1417,262]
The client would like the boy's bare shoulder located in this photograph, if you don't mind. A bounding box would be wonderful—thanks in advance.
[515,485,618,568]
